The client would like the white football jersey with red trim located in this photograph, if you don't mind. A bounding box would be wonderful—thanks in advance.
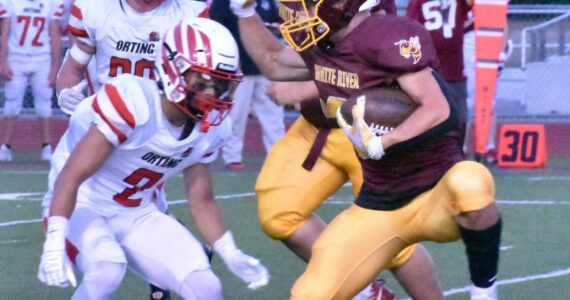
[68,0,208,90]
[43,74,230,217]
[1,0,64,55]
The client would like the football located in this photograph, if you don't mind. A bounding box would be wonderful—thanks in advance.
[339,87,417,129]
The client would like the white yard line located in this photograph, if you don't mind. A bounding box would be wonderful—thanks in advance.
[400,267,570,299]
[1,190,568,297]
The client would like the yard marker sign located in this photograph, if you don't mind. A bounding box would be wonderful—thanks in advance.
[497,124,547,168]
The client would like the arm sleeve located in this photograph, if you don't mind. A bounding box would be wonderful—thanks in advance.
[357,16,437,75]
[90,77,150,146]
[67,0,96,47]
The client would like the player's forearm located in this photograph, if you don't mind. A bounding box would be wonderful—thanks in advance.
[50,22,62,70]
[56,55,86,94]
[238,14,286,79]
[183,164,227,245]
[0,19,10,62]
[189,197,227,246]
[385,69,450,149]
[50,177,79,219]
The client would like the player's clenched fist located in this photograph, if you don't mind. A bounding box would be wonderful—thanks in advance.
[230,0,257,18]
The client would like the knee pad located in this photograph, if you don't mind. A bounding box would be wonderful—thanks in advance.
[260,211,306,240]
[177,269,222,300]
[34,97,53,117]
[446,161,495,210]
[72,261,127,300]
[2,97,23,116]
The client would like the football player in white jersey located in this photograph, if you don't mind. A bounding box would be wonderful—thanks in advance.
[38,18,270,299]
[0,0,63,162]
[57,2,210,298]
[57,0,209,114]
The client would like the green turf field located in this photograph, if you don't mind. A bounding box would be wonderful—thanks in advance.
[1,154,569,300]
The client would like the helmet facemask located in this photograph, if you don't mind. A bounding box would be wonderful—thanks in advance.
[174,70,238,132]
[279,0,368,52]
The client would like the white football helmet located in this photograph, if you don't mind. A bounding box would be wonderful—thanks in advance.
[155,18,242,131]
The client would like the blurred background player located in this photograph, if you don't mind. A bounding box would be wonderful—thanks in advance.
[57,0,209,113]
[210,0,285,170]
[229,0,446,299]
[406,0,472,151]
[0,0,63,162]
[56,0,210,298]
[38,18,269,299]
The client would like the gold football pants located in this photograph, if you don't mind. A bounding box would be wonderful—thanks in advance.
[255,116,415,268]
[290,160,495,300]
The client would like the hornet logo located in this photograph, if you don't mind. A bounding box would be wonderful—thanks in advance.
[394,36,422,65]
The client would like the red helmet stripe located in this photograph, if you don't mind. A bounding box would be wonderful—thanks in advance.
[173,24,184,53]
[162,47,177,82]
[92,96,127,144]
[198,31,212,68]
[104,84,136,129]
[185,24,197,63]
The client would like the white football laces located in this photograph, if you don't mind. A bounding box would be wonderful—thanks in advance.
[369,123,393,137]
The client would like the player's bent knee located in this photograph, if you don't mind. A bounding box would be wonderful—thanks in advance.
[2,101,23,116]
[260,212,305,240]
[34,101,53,117]
[73,261,126,299]
[446,161,495,210]
[291,274,339,300]
[177,269,222,300]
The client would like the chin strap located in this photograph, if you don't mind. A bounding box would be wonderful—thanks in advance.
[317,37,336,52]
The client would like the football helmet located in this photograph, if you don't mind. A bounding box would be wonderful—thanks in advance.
[279,0,377,52]
[155,18,242,131]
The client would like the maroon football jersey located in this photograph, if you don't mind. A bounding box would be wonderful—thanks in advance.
[300,14,464,210]
[407,0,470,82]
[300,14,438,129]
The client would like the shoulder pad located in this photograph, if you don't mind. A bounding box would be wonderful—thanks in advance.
[91,75,152,146]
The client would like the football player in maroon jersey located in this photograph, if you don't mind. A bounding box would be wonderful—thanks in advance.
[230,0,502,299]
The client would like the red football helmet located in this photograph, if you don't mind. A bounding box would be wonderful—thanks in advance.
[155,18,243,131]
[279,0,375,52]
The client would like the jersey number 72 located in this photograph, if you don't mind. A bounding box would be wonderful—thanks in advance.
[17,16,46,46]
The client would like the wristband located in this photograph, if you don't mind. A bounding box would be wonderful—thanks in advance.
[69,44,93,65]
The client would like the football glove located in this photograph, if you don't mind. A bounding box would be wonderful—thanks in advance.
[57,80,88,115]
[229,0,257,18]
[213,231,269,289]
[38,216,77,288]
[336,96,386,160]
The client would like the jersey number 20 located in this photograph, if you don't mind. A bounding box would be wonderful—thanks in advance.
[109,56,155,79]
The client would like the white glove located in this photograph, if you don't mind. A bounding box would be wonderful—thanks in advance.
[230,0,257,18]
[213,231,269,289]
[38,216,77,288]
[57,80,88,115]
[336,96,387,160]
